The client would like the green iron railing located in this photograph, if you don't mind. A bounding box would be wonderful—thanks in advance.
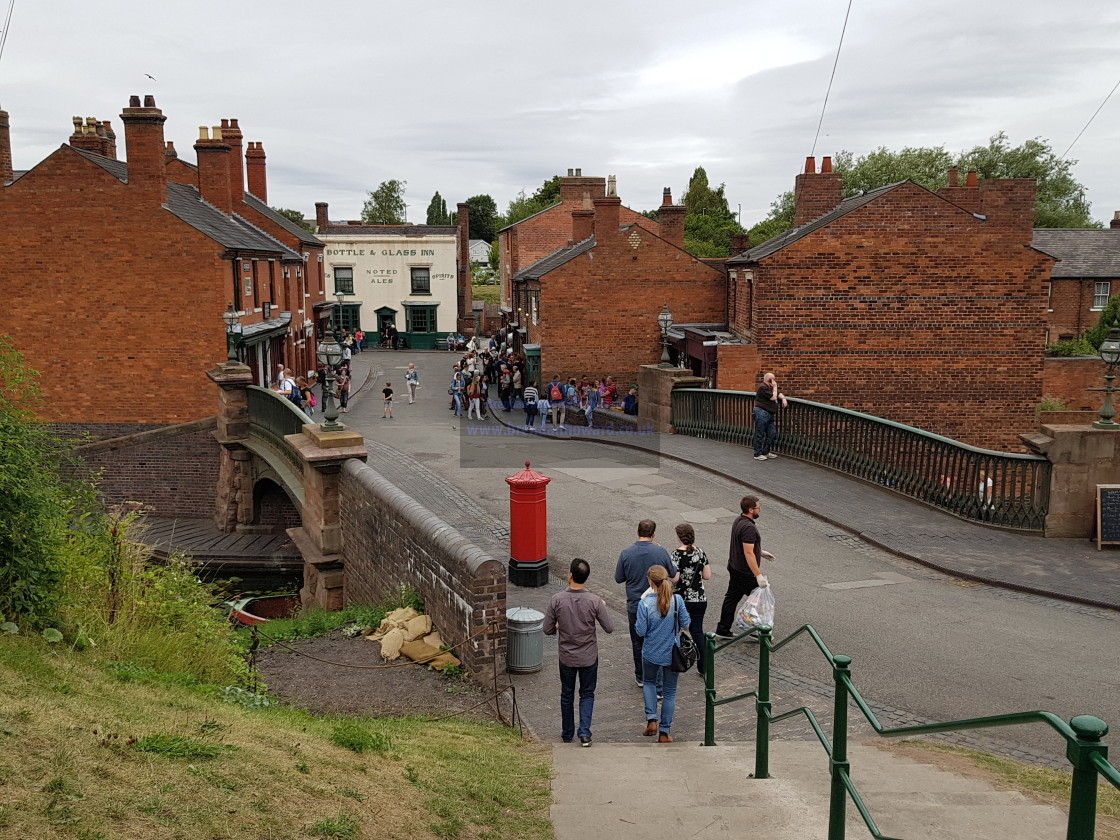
[246,386,310,473]
[702,627,1118,840]
[671,388,1052,532]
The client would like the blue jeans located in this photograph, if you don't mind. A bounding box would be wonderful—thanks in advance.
[642,659,680,735]
[684,601,707,675]
[753,406,777,456]
[559,660,598,741]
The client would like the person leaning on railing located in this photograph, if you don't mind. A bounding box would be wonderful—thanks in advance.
[753,372,788,461]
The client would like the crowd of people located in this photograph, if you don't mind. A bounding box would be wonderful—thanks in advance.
[544,500,771,746]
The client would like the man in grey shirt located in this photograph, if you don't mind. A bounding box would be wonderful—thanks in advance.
[544,558,615,747]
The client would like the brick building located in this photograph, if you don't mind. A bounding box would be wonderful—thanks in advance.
[497,169,658,310]
[1033,223,1120,343]
[0,96,329,432]
[511,186,725,386]
[725,157,1054,449]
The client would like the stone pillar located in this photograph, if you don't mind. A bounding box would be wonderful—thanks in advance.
[637,365,707,433]
[285,424,368,610]
[1022,424,1120,538]
[207,362,254,532]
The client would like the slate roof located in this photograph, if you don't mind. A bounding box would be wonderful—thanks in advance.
[512,237,596,281]
[1031,229,1120,278]
[320,224,456,236]
[728,182,904,264]
[69,146,294,254]
[243,193,323,246]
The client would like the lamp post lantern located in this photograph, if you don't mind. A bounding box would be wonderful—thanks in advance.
[1092,321,1120,429]
[316,331,345,432]
[222,302,242,364]
[657,303,673,367]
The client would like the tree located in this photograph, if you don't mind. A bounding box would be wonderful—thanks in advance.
[747,191,794,246]
[680,167,745,258]
[503,175,563,228]
[271,207,316,233]
[361,179,407,225]
[425,191,450,226]
[465,194,499,243]
[488,240,499,271]
[1084,296,1120,348]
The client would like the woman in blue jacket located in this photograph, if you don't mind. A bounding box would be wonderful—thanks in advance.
[636,564,690,742]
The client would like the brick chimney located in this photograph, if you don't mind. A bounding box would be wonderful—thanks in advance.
[315,201,329,232]
[69,117,105,154]
[939,168,980,214]
[245,141,267,201]
[979,178,1036,245]
[0,110,12,184]
[592,193,622,240]
[456,202,473,331]
[221,118,245,203]
[120,95,168,205]
[164,141,178,159]
[559,168,607,204]
[1111,211,1120,230]
[571,192,594,242]
[194,125,233,215]
[731,233,751,254]
[658,186,685,249]
[101,120,117,159]
[793,155,842,226]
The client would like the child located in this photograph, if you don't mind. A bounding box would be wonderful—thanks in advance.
[536,392,551,429]
[382,382,394,419]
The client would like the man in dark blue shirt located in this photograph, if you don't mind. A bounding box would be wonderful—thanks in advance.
[615,519,678,686]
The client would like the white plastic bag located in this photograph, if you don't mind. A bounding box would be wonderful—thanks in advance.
[733,586,775,632]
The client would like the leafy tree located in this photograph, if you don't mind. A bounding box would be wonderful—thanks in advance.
[425,191,450,226]
[747,192,794,246]
[532,175,561,205]
[465,194,499,243]
[361,179,407,225]
[272,207,316,233]
[1084,296,1120,348]
[503,175,563,228]
[489,240,500,271]
[680,167,745,258]
[639,208,660,222]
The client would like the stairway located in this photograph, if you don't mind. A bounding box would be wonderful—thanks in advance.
[551,741,1069,840]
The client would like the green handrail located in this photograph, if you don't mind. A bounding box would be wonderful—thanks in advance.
[702,624,1117,840]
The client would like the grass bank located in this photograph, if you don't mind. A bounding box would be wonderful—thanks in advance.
[0,635,552,840]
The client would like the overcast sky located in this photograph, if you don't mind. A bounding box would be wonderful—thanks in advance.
[4,0,1120,228]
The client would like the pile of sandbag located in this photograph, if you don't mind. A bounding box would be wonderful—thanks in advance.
[364,607,461,672]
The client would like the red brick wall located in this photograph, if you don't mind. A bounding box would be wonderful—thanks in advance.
[535,226,726,383]
[716,343,761,390]
[734,182,1052,450]
[1042,356,1105,411]
[0,147,234,424]
[1048,278,1111,342]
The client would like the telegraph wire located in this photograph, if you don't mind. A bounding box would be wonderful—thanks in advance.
[810,0,853,158]
[0,0,15,105]
[1061,77,1120,160]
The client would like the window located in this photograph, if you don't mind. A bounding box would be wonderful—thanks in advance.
[334,266,354,295]
[406,305,437,333]
[410,266,431,295]
[1093,281,1111,310]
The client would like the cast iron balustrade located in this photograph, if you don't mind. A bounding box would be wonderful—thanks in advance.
[702,627,1119,840]
[671,388,1051,532]
[246,386,309,473]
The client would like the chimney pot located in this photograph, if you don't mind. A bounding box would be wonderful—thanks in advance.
[575,168,582,176]
[221,118,230,129]
[143,95,155,108]
[965,170,978,188]
[1111,211,1120,229]
[0,110,12,184]
[129,95,141,107]
[821,156,833,173]
[198,126,209,140]
[230,118,239,129]
[947,167,959,187]
[567,168,574,176]
[315,201,329,231]
[804,156,816,174]
[212,126,223,141]
[72,116,82,132]
[662,187,672,207]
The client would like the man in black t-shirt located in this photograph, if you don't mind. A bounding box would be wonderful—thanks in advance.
[714,495,770,639]
[753,372,788,460]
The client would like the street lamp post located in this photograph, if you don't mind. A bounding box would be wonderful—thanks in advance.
[1091,321,1120,429]
[657,303,673,367]
[316,331,344,432]
[222,302,242,363]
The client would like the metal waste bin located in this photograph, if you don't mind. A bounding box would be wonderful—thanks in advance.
[506,606,545,673]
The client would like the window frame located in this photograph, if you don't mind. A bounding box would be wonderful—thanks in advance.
[410,266,432,296]
[405,305,438,334]
[333,265,355,296]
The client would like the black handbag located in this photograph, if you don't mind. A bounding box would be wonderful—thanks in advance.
[670,599,697,673]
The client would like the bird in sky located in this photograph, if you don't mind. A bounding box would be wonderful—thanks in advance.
[144,73,156,81]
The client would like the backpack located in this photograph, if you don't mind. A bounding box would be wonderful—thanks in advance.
[285,381,303,407]
[549,382,564,401]
[308,391,317,407]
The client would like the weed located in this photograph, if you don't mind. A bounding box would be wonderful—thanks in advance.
[405,765,422,787]
[1038,395,1069,412]
[309,810,359,839]
[42,777,83,798]
[106,661,202,689]
[446,684,468,695]
[296,761,310,774]
[218,685,272,708]
[329,721,390,754]
[433,663,465,679]
[186,764,238,791]
[339,786,364,802]
[196,719,226,736]
[132,734,225,760]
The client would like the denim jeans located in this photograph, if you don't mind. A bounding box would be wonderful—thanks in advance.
[642,659,680,735]
[559,660,598,741]
[753,406,777,456]
[684,600,707,674]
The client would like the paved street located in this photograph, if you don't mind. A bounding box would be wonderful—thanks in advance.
[335,349,1119,764]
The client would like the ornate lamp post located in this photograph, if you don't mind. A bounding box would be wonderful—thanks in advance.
[1092,321,1120,429]
[222,302,242,363]
[657,303,673,367]
[316,331,344,432]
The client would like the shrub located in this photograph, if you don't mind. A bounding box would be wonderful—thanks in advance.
[329,721,391,754]
[1038,396,1068,412]
[1046,338,1096,357]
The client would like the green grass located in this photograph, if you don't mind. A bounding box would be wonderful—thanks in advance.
[471,283,500,306]
[329,720,391,754]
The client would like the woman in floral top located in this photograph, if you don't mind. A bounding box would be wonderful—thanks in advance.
[671,523,711,676]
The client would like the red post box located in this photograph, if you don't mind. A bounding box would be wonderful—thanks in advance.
[505,461,551,587]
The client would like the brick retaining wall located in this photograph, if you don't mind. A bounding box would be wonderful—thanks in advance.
[340,459,506,678]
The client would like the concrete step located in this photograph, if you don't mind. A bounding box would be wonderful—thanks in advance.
[551,741,1069,840]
